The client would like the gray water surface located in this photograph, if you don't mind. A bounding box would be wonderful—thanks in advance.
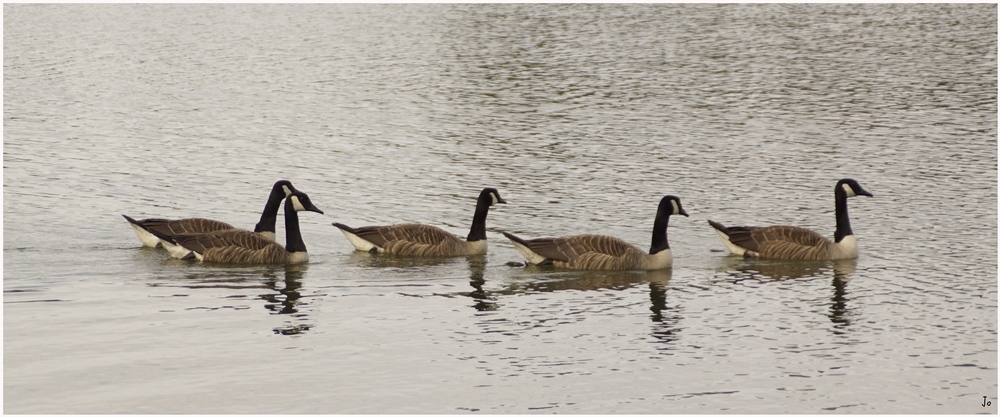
[4,4,997,414]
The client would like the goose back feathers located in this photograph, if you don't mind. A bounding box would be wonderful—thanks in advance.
[708,178,873,261]
[154,191,324,265]
[332,188,506,257]
[161,229,287,263]
[504,233,666,271]
[504,195,688,271]
[123,216,235,248]
[707,222,849,261]
[123,180,299,247]
[332,223,481,257]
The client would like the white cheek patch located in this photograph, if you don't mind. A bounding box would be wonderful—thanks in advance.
[291,196,306,211]
[842,183,857,197]
[491,193,499,205]
[671,200,680,215]
[282,185,292,197]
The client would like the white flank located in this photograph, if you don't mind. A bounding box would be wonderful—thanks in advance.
[129,224,163,248]
[340,229,379,252]
[256,231,276,242]
[287,251,310,264]
[508,239,548,265]
[160,239,195,260]
[713,229,748,256]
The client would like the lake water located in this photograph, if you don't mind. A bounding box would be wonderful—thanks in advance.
[3,3,997,414]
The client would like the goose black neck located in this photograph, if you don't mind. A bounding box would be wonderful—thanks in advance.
[834,189,853,243]
[466,201,491,242]
[649,213,671,255]
[253,190,285,234]
[284,201,307,253]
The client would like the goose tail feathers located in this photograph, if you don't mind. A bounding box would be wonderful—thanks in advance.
[123,214,164,248]
[142,228,196,259]
[501,231,529,247]
[707,220,728,233]
[331,222,355,233]
[502,232,551,265]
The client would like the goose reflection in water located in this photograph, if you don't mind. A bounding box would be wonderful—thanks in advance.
[646,269,683,346]
[343,250,465,269]
[464,263,677,314]
[827,260,856,330]
[462,265,653,303]
[465,256,496,312]
[460,265,682,348]
[148,264,315,336]
[261,264,314,335]
[712,258,858,328]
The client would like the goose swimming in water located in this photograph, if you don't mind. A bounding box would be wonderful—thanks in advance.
[123,180,299,248]
[708,178,873,261]
[332,188,506,257]
[152,191,324,265]
[503,195,688,271]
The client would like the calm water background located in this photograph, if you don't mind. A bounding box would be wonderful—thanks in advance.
[4,4,997,414]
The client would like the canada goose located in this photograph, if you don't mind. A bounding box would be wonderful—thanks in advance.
[152,191,324,265]
[708,178,873,261]
[123,180,299,247]
[503,195,688,271]
[332,187,506,257]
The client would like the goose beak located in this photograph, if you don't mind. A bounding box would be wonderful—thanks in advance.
[307,204,325,215]
[680,209,689,217]
[859,190,873,197]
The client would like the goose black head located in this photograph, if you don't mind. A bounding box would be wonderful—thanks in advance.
[479,188,507,206]
[658,195,689,217]
[287,191,324,215]
[271,179,299,198]
[837,178,873,198]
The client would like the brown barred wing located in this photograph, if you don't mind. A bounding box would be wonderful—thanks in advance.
[523,234,636,263]
[140,217,238,236]
[375,224,466,256]
[200,243,289,264]
[170,229,274,254]
[556,250,645,271]
[752,226,833,260]
[348,223,450,248]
